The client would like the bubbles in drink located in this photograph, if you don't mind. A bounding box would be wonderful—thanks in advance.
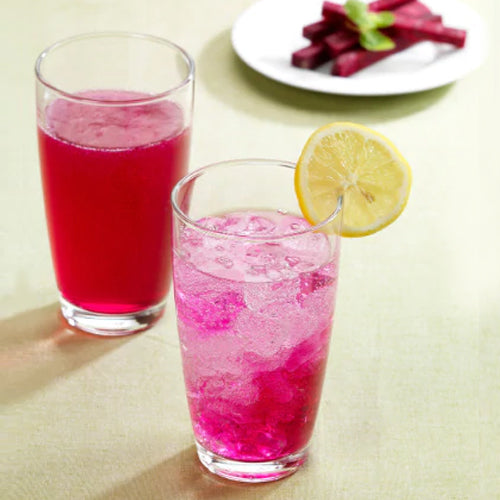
[174,210,339,462]
[285,256,300,267]
[245,215,277,234]
[179,211,332,283]
[176,288,245,332]
[216,256,234,269]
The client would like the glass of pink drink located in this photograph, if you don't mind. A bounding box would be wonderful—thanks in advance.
[35,33,194,336]
[171,160,343,482]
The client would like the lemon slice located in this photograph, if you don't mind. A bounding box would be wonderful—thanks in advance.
[295,122,412,237]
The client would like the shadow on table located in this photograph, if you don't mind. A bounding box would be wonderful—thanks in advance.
[94,445,283,500]
[197,30,452,126]
[0,303,131,404]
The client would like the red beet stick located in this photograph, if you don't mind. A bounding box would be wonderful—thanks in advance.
[332,36,414,76]
[323,31,359,57]
[393,14,466,47]
[369,0,413,11]
[303,19,339,42]
[292,43,331,69]
[395,0,439,20]
[321,2,346,24]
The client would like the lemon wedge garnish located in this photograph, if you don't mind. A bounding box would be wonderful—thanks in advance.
[295,122,412,237]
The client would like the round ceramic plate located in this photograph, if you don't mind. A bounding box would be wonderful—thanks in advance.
[231,0,487,95]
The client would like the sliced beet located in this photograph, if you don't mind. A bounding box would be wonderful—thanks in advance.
[292,43,331,69]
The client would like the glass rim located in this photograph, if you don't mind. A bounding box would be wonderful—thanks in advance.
[35,31,195,105]
[171,158,344,241]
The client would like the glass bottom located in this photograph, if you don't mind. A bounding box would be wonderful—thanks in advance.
[195,441,308,483]
[60,296,165,336]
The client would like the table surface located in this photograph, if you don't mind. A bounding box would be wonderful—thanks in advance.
[1,0,499,498]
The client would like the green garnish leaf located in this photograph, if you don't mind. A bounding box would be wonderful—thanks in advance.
[360,30,396,51]
[344,0,396,51]
[345,0,372,30]
[372,11,395,29]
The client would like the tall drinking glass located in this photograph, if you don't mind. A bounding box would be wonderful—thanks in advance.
[36,32,194,336]
[172,159,343,482]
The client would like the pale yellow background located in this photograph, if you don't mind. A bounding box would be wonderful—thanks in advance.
[1,0,499,498]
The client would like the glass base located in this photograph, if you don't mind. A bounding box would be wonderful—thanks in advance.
[195,441,307,483]
[60,296,165,336]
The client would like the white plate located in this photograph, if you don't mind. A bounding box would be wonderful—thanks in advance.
[231,0,487,95]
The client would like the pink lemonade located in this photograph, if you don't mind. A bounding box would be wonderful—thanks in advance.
[38,90,190,313]
[174,211,339,463]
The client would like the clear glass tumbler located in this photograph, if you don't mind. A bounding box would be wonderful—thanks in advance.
[171,159,343,482]
[35,32,194,336]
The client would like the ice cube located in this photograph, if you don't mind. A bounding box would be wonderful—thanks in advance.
[245,216,276,235]
[248,265,267,276]
[296,272,335,306]
[215,256,234,269]
[182,228,203,247]
[300,272,334,294]
[266,269,283,281]
[243,280,296,313]
[285,256,301,267]
[176,289,245,332]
